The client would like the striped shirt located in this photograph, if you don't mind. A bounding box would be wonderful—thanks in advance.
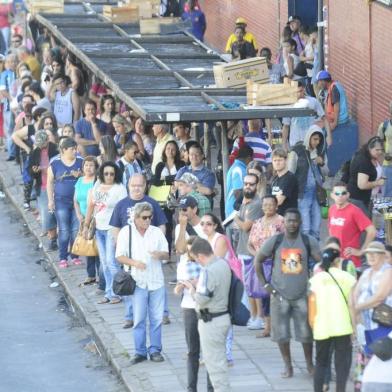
[232,131,272,166]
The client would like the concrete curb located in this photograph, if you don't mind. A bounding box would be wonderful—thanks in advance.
[0,155,154,392]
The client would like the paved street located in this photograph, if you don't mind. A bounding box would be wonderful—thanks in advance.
[0,198,125,392]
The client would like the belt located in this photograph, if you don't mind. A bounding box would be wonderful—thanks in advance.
[198,310,228,321]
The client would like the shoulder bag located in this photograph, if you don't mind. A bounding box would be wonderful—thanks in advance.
[113,225,137,296]
[372,303,392,327]
[305,152,328,207]
[71,218,98,257]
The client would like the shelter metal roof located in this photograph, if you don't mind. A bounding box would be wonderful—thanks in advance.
[35,1,314,123]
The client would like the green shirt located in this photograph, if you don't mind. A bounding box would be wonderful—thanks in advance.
[189,190,211,217]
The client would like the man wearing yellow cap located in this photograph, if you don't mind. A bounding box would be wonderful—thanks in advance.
[225,17,258,53]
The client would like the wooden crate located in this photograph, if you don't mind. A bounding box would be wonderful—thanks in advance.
[123,0,160,15]
[27,0,64,14]
[247,78,299,105]
[103,4,140,23]
[118,1,152,19]
[139,17,181,34]
[213,57,269,88]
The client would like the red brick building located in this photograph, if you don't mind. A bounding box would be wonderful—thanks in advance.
[202,0,392,143]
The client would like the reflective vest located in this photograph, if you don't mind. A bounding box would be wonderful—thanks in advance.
[326,81,349,125]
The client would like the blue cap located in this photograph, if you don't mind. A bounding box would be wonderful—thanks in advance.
[316,70,331,81]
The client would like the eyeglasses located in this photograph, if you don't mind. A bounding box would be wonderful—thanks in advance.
[200,221,213,226]
[140,215,152,221]
[103,172,115,177]
[334,191,348,196]
[244,182,257,186]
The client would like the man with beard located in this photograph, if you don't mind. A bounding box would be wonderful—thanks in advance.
[234,173,263,329]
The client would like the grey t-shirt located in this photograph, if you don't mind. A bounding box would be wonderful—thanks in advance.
[237,196,262,255]
[259,233,320,300]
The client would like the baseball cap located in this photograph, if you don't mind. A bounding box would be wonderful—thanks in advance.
[177,172,199,186]
[235,17,247,25]
[364,241,386,254]
[112,114,128,125]
[316,70,332,81]
[321,248,340,266]
[288,15,301,23]
[177,195,198,209]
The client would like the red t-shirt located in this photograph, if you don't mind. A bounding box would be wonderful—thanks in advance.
[328,203,372,267]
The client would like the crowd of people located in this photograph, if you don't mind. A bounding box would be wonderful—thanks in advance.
[0,2,391,392]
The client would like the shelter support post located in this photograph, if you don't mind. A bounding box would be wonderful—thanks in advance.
[220,121,229,198]
[204,122,211,169]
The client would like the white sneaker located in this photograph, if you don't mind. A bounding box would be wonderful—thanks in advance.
[247,318,264,330]
[246,317,255,326]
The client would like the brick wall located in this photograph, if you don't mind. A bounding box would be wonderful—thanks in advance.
[203,0,288,57]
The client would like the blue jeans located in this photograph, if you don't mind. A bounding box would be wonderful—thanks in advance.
[132,285,165,357]
[55,200,79,260]
[0,26,10,54]
[383,165,392,197]
[95,229,120,300]
[123,294,133,321]
[299,187,321,240]
[3,109,15,159]
[86,256,100,279]
[37,189,57,232]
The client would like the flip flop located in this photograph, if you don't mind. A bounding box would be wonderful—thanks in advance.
[98,297,110,304]
[109,298,122,304]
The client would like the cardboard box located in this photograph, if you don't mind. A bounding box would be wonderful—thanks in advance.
[27,0,64,14]
[139,17,181,34]
[247,78,298,105]
[118,1,152,19]
[213,57,269,88]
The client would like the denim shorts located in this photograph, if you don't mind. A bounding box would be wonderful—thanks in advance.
[270,294,313,343]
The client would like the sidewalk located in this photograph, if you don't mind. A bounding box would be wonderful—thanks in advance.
[0,152,317,392]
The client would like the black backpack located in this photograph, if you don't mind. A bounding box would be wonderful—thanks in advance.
[228,271,250,326]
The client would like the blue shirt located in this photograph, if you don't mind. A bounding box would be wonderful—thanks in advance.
[75,118,107,156]
[51,156,84,205]
[74,177,95,216]
[109,195,168,229]
[225,159,247,217]
[0,69,15,111]
[175,165,216,190]
[182,9,206,41]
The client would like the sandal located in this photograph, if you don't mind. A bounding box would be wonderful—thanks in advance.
[98,297,110,304]
[80,277,96,286]
[109,298,122,304]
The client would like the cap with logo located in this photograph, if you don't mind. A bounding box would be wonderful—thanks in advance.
[177,195,198,209]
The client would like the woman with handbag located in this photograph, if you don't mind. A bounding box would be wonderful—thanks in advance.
[151,140,185,252]
[288,125,327,240]
[308,248,356,392]
[248,195,285,338]
[74,156,101,286]
[351,241,392,391]
[84,161,127,304]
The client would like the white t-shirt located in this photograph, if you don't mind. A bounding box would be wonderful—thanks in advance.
[175,222,206,308]
[92,182,127,230]
[115,224,168,290]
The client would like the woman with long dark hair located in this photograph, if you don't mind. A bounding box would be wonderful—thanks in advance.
[97,135,118,166]
[347,136,385,215]
[152,140,185,251]
[97,94,116,137]
[84,161,127,304]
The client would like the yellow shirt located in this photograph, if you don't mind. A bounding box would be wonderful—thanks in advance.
[309,268,356,340]
[225,31,258,53]
[25,55,42,81]
[151,132,175,174]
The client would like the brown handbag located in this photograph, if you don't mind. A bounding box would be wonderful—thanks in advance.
[71,218,98,257]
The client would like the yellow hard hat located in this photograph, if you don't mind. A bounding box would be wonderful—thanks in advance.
[235,17,247,25]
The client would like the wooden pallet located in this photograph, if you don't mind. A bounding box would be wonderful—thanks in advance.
[27,0,64,14]
[247,78,299,105]
[103,4,142,23]
[213,57,269,88]
[122,0,160,16]
[139,17,181,34]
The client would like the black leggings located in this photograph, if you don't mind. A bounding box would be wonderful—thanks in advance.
[314,335,352,392]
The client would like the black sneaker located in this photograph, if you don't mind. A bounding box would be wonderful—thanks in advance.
[6,157,15,161]
[130,354,147,365]
[48,239,58,251]
[150,352,165,362]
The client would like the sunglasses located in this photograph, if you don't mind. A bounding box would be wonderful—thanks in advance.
[103,172,115,176]
[140,215,152,221]
[200,221,213,226]
[334,191,348,196]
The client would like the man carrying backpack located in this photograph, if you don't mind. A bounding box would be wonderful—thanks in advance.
[184,237,232,392]
[254,208,321,378]
[377,100,392,196]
